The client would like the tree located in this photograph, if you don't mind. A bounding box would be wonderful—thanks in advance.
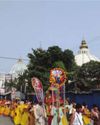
[15,46,75,92]
[62,49,75,71]
[76,61,100,90]
[47,46,63,67]
[53,61,67,71]
[27,48,50,91]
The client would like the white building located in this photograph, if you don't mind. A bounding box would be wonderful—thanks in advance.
[9,59,27,79]
[0,73,5,94]
[0,59,27,94]
[75,39,100,66]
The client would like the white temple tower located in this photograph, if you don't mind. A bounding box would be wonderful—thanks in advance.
[75,39,100,66]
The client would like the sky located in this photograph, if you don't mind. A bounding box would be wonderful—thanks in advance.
[0,0,100,73]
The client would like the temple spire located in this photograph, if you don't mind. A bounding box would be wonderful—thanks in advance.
[80,39,88,49]
[75,39,100,66]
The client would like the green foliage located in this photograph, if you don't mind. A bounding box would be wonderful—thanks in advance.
[77,61,100,90]
[63,49,75,71]
[53,61,66,71]
[8,45,75,93]
[5,45,100,93]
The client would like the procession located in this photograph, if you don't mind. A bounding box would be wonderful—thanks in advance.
[0,68,100,125]
[0,96,100,125]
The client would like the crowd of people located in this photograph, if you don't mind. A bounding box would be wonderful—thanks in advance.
[0,98,100,125]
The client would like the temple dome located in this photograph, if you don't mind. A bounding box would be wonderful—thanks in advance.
[75,40,100,66]
[9,59,27,78]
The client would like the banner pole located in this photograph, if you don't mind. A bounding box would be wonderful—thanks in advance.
[63,82,66,116]
[42,90,46,118]
[57,87,60,125]
[52,89,54,107]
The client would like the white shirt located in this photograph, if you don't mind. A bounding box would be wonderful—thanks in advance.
[72,112,83,125]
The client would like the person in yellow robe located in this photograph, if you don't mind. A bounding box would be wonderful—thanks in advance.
[20,107,29,125]
[59,106,69,125]
[14,105,22,125]
[0,106,2,115]
[82,104,91,125]
[3,104,10,116]
[0,105,5,115]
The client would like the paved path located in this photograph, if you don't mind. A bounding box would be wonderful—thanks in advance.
[0,116,14,125]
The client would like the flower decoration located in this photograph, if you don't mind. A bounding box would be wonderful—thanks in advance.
[49,68,67,88]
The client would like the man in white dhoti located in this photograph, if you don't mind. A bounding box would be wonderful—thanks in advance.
[33,103,39,125]
[34,102,46,125]
[69,103,83,125]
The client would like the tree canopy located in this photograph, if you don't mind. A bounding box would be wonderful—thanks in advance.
[6,46,100,93]
[16,46,75,92]
[76,61,100,90]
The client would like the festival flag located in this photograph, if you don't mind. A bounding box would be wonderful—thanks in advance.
[31,77,44,103]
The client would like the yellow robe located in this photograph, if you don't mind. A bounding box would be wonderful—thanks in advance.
[4,106,10,116]
[0,106,5,115]
[83,109,91,125]
[62,115,69,125]
[21,111,29,125]
[10,109,15,119]
[0,106,2,115]
[59,107,69,125]
[14,107,22,125]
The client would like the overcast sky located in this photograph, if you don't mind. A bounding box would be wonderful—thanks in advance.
[0,0,100,72]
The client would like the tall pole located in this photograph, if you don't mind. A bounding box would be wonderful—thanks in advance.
[24,83,26,94]
[63,83,66,116]
[57,87,59,125]
[52,89,54,107]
